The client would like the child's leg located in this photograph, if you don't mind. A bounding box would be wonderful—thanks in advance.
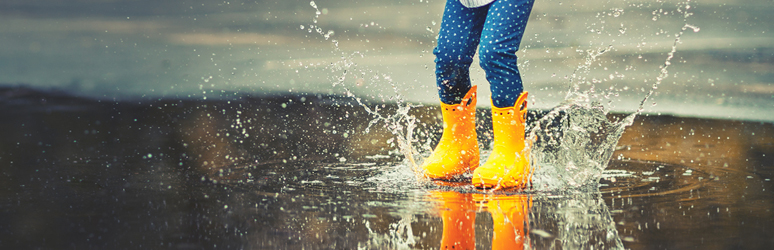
[478,0,535,108]
[420,0,490,179]
[472,0,535,189]
[434,0,489,105]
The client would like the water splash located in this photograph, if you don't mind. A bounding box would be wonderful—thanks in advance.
[303,0,698,192]
[526,44,633,190]
[529,97,636,191]
[304,2,424,171]
[530,193,625,249]
[308,1,340,47]
[356,99,422,170]
[528,1,698,191]
[362,214,417,250]
[638,22,700,113]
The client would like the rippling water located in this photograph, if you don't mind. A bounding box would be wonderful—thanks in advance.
[1,87,771,249]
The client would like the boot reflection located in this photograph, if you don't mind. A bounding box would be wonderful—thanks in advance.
[429,190,476,250]
[475,193,532,250]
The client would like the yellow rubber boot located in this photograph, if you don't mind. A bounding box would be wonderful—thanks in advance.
[429,191,476,250]
[419,86,479,180]
[472,92,530,189]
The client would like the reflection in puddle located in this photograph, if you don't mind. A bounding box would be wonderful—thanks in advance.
[1,87,773,249]
[425,191,531,250]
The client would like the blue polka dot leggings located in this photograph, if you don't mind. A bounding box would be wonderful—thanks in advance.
[434,0,535,108]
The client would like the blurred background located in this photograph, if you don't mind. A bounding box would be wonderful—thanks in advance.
[1,0,772,121]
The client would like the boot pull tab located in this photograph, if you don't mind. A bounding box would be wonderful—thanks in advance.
[461,85,478,107]
[516,91,528,122]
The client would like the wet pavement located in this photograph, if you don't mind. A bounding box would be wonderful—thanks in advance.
[1,87,772,249]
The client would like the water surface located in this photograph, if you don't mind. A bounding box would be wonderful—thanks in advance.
[1,88,771,249]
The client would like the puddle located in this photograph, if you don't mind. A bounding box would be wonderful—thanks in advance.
[1,88,772,249]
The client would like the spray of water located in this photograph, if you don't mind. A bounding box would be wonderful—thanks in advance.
[305,1,423,174]
[304,0,697,192]
[315,1,701,248]
[529,0,699,191]
[362,212,418,250]
[530,193,626,249]
[638,4,701,113]
[292,1,698,248]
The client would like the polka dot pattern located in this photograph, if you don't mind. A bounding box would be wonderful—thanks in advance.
[433,0,535,107]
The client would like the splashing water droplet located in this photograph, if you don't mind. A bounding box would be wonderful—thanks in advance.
[684,24,700,32]
[612,8,623,17]
[529,99,637,191]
